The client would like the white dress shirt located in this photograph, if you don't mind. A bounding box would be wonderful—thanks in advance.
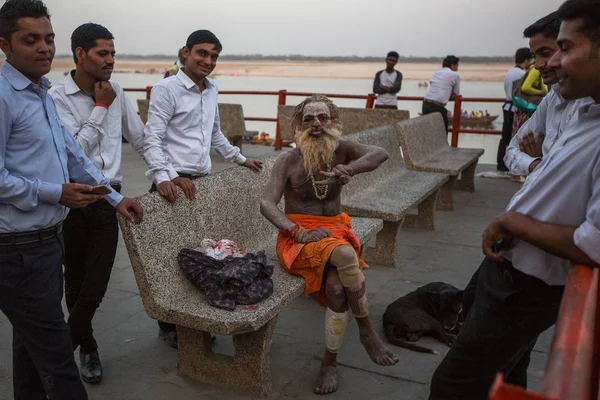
[143,70,246,185]
[504,100,600,285]
[504,67,526,102]
[504,85,585,176]
[49,71,145,185]
[424,67,460,105]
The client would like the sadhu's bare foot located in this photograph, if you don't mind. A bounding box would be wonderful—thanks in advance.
[360,329,399,366]
[314,365,339,395]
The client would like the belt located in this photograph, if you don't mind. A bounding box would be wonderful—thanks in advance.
[424,99,446,107]
[177,172,208,180]
[0,222,63,246]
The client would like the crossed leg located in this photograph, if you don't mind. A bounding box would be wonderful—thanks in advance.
[314,245,399,395]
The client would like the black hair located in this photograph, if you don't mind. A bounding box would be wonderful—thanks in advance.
[557,0,600,42]
[185,30,222,52]
[0,0,51,41]
[515,47,533,64]
[523,11,561,39]
[442,55,460,68]
[71,23,114,64]
[387,51,399,59]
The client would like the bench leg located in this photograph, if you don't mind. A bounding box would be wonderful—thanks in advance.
[456,161,478,192]
[403,189,439,230]
[362,219,403,268]
[437,176,456,212]
[177,316,278,397]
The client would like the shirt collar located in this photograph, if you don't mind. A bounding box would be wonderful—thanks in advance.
[0,61,50,91]
[577,98,599,118]
[63,70,83,95]
[175,69,214,90]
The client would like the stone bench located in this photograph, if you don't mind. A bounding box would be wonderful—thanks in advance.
[340,125,449,268]
[395,113,485,211]
[277,104,410,141]
[136,100,254,149]
[117,155,383,397]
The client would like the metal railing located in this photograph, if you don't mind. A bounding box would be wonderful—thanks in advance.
[126,87,504,150]
[490,264,600,400]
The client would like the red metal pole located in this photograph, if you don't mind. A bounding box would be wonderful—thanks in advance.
[451,96,462,147]
[274,90,287,151]
[145,86,152,100]
[365,93,376,109]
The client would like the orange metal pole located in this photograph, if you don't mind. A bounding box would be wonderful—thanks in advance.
[451,96,462,147]
[274,90,287,151]
[365,93,376,109]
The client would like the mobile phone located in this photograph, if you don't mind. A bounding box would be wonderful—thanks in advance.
[88,185,112,195]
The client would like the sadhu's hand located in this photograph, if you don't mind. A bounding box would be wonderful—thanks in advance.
[297,227,331,243]
[313,164,355,186]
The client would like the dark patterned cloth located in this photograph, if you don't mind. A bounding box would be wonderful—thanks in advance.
[178,248,274,311]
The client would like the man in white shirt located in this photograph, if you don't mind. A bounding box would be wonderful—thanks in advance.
[496,48,531,172]
[49,23,145,385]
[429,2,600,398]
[143,29,263,346]
[372,51,403,109]
[422,56,461,134]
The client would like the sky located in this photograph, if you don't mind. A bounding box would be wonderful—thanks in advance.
[10,0,564,57]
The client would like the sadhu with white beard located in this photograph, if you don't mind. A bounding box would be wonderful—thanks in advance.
[260,95,399,394]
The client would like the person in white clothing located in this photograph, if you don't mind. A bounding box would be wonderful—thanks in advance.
[143,29,263,347]
[49,23,145,385]
[496,48,532,171]
[422,55,461,133]
[373,51,403,109]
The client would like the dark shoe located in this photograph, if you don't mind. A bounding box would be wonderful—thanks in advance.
[80,350,102,384]
[159,329,178,349]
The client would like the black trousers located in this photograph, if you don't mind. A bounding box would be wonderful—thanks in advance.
[497,107,514,171]
[429,257,564,400]
[0,234,88,400]
[422,101,449,134]
[63,197,119,353]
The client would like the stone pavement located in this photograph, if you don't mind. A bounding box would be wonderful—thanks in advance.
[0,144,553,400]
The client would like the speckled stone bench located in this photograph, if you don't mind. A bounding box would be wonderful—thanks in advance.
[277,104,410,141]
[395,113,485,211]
[117,155,383,397]
[137,100,254,149]
[340,126,449,268]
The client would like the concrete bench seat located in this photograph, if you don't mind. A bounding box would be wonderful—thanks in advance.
[396,113,484,211]
[341,126,449,268]
[117,155,383,397]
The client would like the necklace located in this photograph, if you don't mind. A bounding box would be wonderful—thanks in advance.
[309,164,331,200]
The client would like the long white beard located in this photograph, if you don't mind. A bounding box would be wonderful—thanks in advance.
[296,127,342,175]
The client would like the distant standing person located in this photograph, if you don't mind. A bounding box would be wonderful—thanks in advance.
[143,29,263,348]
[49,22,146,384]
[496,48,532,172]
[422,55,461,134]
[164,47,185,78]
[373,51,403,109]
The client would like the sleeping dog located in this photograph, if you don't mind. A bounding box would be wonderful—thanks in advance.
[383,282,463,354]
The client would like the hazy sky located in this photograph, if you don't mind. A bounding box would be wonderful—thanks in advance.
[29,0,563,57]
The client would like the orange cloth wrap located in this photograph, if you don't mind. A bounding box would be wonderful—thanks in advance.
[276,213,367,305]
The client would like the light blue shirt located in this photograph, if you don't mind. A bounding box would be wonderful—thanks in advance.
[0,61,123,233]
[505,99,600,285]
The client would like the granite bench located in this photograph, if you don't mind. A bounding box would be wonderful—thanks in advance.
[136,100,254,149]
[395,113,485,211]
[340,125,449,268]
[117,155,383,397]
[277,104,410,141]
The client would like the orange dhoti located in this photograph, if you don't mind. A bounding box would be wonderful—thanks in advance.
[276,213,367,305]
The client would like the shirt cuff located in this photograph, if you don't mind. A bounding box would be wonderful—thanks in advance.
[38,182,63,204]
[90,105,109,125]
[574,221,600,265]
[234,154,247,165]
[152,171,171,186]
[105,191,124,208]
[167,168,180,181]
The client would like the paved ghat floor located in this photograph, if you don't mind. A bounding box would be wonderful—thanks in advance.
[0,144,552,400]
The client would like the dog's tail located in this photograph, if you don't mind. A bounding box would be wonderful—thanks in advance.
[384,324,439,355]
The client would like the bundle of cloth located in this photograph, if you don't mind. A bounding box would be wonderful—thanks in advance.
[178,239,274,311]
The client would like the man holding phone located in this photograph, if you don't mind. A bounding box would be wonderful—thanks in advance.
[49,23,145,384]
